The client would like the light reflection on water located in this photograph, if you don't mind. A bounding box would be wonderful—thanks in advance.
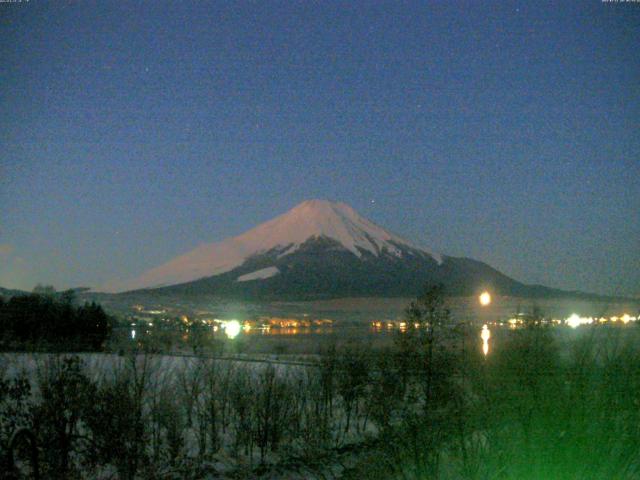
[140,302,636,352]
[131,319,640,362]
[481,324,490,356]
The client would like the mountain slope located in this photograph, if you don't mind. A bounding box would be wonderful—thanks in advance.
[112,199,576,300]
[115,199,441,292]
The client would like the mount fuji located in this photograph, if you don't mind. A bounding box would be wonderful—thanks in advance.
[111,200,569,299]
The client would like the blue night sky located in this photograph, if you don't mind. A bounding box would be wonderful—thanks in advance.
[1,1,639,296]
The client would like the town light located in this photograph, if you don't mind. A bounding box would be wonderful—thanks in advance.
[567,314,582,329]
[479,291,492,306]
[224,320,241,339]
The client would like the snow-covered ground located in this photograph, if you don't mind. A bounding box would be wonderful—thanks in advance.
[1,351,376,479]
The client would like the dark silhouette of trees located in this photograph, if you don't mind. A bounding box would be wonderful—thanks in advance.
[0,293,112,350]
[85,364,150,480]
[32,356,96,478]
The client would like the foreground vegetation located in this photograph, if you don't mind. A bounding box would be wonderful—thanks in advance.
[1,286,639,479]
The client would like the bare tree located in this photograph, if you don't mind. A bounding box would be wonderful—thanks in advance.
[253,364,293,462]
[33,355,95,478]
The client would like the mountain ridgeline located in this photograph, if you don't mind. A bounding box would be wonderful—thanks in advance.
[113,200,587,300]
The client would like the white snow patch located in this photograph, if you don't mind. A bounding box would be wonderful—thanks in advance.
[236,266,280,282]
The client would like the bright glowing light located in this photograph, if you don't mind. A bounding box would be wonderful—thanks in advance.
[481,324,490,356]
[479,291,492,306]
[567,314,581,329]
[481,324,491,341]
[131,329,136,340]
[566,313,593,328]
[224,320,241,339]
[621,314,631,324]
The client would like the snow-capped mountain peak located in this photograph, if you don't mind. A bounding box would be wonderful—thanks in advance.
[239,199,410,258]
[111,200,441,292]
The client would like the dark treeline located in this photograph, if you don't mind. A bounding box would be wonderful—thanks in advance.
[0,291,112,351]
